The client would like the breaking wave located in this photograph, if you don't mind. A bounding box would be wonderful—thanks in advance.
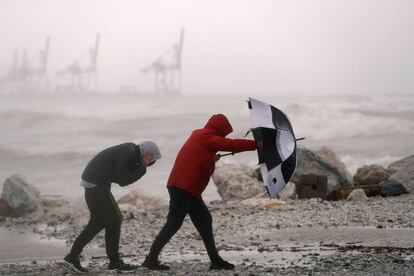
[1,93,413,199]
[0,146,91,162]
[283,96,414,140]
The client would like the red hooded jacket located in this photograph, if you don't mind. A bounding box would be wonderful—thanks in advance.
[167,114,257,199]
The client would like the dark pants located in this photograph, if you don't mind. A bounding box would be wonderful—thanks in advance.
[70,185,123,263]
[147,187,220,262]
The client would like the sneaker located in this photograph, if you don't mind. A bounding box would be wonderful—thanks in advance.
[108,260,138,273]
[210,258,235,270]
[63,254,89,274]
[142,257,170,270]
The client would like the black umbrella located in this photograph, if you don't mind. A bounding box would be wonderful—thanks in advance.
[247,97,302,198]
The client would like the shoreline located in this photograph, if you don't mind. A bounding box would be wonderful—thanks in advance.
[1,194,413,274]
[1,226,413,275]
[2,226,413,262]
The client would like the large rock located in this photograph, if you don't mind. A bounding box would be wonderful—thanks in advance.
[117,189,165,210]
[353,165,393,186]
[291,147,351,193]
[315,146,353,184]
[346,189,368,202]
[389,159,414,193]
[388,155,414,172]
[326,185,381,201]
[1,175,39,217]
[379,179,408,197]
[212,163,264,202]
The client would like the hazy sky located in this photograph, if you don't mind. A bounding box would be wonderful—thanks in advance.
[0,0,413,95]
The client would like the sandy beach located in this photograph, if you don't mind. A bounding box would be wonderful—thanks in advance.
[1,192,413,275]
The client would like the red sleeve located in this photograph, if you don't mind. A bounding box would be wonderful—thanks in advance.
[205,135,257,152]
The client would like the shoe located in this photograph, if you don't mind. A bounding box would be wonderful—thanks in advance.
[63,254,89,274]
[210,258,235,270]
[108,259,138,273]
[142,257,170,270]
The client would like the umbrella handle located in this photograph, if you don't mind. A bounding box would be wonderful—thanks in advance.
[218,152,236,157]
[295,137,305,141]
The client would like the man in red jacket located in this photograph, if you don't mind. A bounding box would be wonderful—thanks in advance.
[142,114,261,271]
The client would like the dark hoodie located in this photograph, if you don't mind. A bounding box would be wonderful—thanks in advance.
[81,143,146,187]
[167,114,257,199]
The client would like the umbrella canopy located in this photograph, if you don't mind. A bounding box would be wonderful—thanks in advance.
[248,98,298,198]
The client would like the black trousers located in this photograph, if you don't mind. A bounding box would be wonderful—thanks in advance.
[147,187,220,261]
[70,185,123,263]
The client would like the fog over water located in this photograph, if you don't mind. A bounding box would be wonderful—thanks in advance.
[0,0,413,95]
[0,1,413,201]
[1,93,413,201]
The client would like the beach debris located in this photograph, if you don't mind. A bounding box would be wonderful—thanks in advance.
[1,175,39,217]
[0,199,11,217]
[291,147,351,194]
[389,156,414,193]
[379,179,408,197]
[353,164,393,186]
[295,174,328,199]
[240,197,262,206]
[212,163,264,202]
[259,198,287,207]
[117,189,165,210]
[346,189,368,202]
[240,197,286,207]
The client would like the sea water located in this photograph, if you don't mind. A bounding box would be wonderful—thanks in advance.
[1,92,413,201]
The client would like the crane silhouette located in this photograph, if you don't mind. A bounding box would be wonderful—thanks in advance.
[141,29,184,94]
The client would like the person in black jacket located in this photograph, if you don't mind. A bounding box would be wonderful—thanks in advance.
[64,141,161,273]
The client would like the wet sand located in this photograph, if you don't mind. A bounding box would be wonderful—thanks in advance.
[1,194,413,275]
[0,227,104,263]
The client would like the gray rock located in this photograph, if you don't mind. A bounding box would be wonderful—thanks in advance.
[388,155,414,172]
[346,189,368,202]
[291,147,351,193]
[353,164,393,186]
[1,175,39,217]
[379,179,407,197]
[315,146,353,184]
[212,163,264,202]
[389,159,414,193]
